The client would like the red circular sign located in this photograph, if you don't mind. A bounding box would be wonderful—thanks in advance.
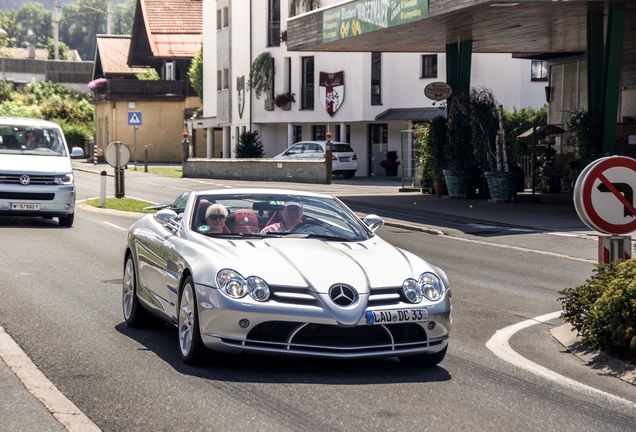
[581,156,636,234]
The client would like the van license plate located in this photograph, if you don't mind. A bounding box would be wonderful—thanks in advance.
[10,203,40,211]
[366,308,428,326]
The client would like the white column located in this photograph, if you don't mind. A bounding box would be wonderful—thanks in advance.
[206,127,213,158]
[287,123,294,147]
[340,122,347,141]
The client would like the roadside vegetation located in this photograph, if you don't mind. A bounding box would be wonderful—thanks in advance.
[84,197,156,213]
[559,260,636,362]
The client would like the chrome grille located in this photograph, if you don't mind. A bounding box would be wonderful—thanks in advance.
[0,173,57,185]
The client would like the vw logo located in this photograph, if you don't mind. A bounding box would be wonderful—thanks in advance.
[19,175,30,185]
[329,284,358,307]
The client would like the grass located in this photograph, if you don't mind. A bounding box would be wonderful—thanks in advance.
[145,166,183,178]
[84,197,157,213]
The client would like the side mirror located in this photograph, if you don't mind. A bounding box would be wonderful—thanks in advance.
[154,209,178,225]
[363,214,384,232]
[71,147,85,158]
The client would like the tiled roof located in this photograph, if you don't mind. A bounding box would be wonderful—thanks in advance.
[141,0,202,58]
[95,35,150,75]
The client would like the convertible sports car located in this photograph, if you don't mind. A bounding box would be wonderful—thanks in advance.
[123,189,451,365]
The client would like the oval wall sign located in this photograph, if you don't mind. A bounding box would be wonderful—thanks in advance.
[424,82,453,101]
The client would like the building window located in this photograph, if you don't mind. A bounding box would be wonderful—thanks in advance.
[223,7,229,28]
[268,0,280,47]
[217,70,222,91]
[301,56,314,109]
[531,60,548,81]
[223,69,229,89]
[371,52,382,105]
[312,125,326,140]
[216,10,222,30]
[293,125,302,143]
[421,54,437,78]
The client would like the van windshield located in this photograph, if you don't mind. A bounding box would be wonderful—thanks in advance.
[0,126,68,157]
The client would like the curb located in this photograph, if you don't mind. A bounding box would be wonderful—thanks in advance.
[551,323,636,386]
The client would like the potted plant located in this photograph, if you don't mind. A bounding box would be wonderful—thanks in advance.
[443,91,476,197]
[380,150,401,176]
[274,92,295,109]
[419,116,448,196]
[280,30,287,43]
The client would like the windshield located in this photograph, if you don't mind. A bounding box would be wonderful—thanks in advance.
[0,125,68,157]
[190,192,372,241]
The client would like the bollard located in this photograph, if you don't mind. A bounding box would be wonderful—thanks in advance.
[100,170,107,207]
[182,132,189,163]
[325,132,333,184]
[93,144,98,165]
[144,145,148,172]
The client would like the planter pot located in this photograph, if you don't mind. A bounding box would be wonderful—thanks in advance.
[264,99,275,111]
[484,171,517,202]
[434,183,448,198]
[280,101,291,110]
[384,165,399,176]
[443,170,473,198]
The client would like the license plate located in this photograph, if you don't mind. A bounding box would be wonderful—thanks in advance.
[366,308,428,325]
[10,202,40,211]
[339,156,350,162]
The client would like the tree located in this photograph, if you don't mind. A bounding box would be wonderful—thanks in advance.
[0,10,19,48]
[112,0,136,36]
[188,48,203,102]
[248,52,274,99]
[289,0,321,17]
[14,2,53,48]
[46,38,70,60]
[60,0,108,61]
[235,131,264,158]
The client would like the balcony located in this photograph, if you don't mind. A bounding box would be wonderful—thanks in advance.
[92,79,196,100]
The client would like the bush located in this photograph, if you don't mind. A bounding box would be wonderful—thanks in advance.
[235,131,264,158]
[559,260,636,358]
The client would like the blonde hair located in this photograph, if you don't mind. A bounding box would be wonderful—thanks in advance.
[205,203,228,219]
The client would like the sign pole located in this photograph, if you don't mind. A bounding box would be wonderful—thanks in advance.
[133,125,137,170]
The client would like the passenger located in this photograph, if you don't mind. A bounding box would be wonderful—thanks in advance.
[204,203,229,233]
[261,201,304,233]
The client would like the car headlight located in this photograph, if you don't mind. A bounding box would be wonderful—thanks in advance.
[418,272,444,301]
[216,269,270,302]
[402,278,422,303]
[54,173,74,185]
[402,272,445,304]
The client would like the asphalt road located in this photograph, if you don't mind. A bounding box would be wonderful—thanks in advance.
[0,169,634,431]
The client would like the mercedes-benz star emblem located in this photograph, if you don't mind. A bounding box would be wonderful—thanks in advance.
[19,175,30,185]
[329,284,358,307]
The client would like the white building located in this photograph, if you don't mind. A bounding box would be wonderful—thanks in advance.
[199,0,547,177]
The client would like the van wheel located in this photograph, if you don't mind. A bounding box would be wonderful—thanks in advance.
[58,213,74,227]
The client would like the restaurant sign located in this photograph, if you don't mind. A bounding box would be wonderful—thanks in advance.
[323,0,429,43]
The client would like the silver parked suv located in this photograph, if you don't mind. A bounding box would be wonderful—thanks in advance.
[274,140,359,179]
[0,116,83,226]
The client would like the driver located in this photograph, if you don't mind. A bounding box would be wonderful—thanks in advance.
[261,201,304,233]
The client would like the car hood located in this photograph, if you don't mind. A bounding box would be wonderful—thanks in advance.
[0,154,72,174]
[197,236,434,293]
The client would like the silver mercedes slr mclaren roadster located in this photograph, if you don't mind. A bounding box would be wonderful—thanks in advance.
[122,189,451,365]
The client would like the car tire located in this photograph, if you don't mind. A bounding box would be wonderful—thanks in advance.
[398,345,447,367]
[178,276,207,365]
[122,254,162,327]
[58,213,74,227]
[343,171,355,179]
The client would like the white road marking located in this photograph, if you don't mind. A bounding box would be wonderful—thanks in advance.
[101,221,128,232]
[486,311,636,407]
[0,325,101,431]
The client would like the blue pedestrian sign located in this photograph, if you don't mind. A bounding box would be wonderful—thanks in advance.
[128,111,142,126]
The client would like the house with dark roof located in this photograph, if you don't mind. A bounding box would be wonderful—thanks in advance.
[90,0,203,163]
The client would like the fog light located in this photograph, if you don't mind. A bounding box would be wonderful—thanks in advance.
[238,319,250,329]
[427,321,436,330]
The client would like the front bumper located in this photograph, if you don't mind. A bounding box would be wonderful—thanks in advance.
[196,283,451,358]
[0,184,75,217]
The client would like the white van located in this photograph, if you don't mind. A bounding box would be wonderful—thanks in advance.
[0,117,83,226]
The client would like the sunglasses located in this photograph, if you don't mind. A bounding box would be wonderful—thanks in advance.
[207,215,226,220]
